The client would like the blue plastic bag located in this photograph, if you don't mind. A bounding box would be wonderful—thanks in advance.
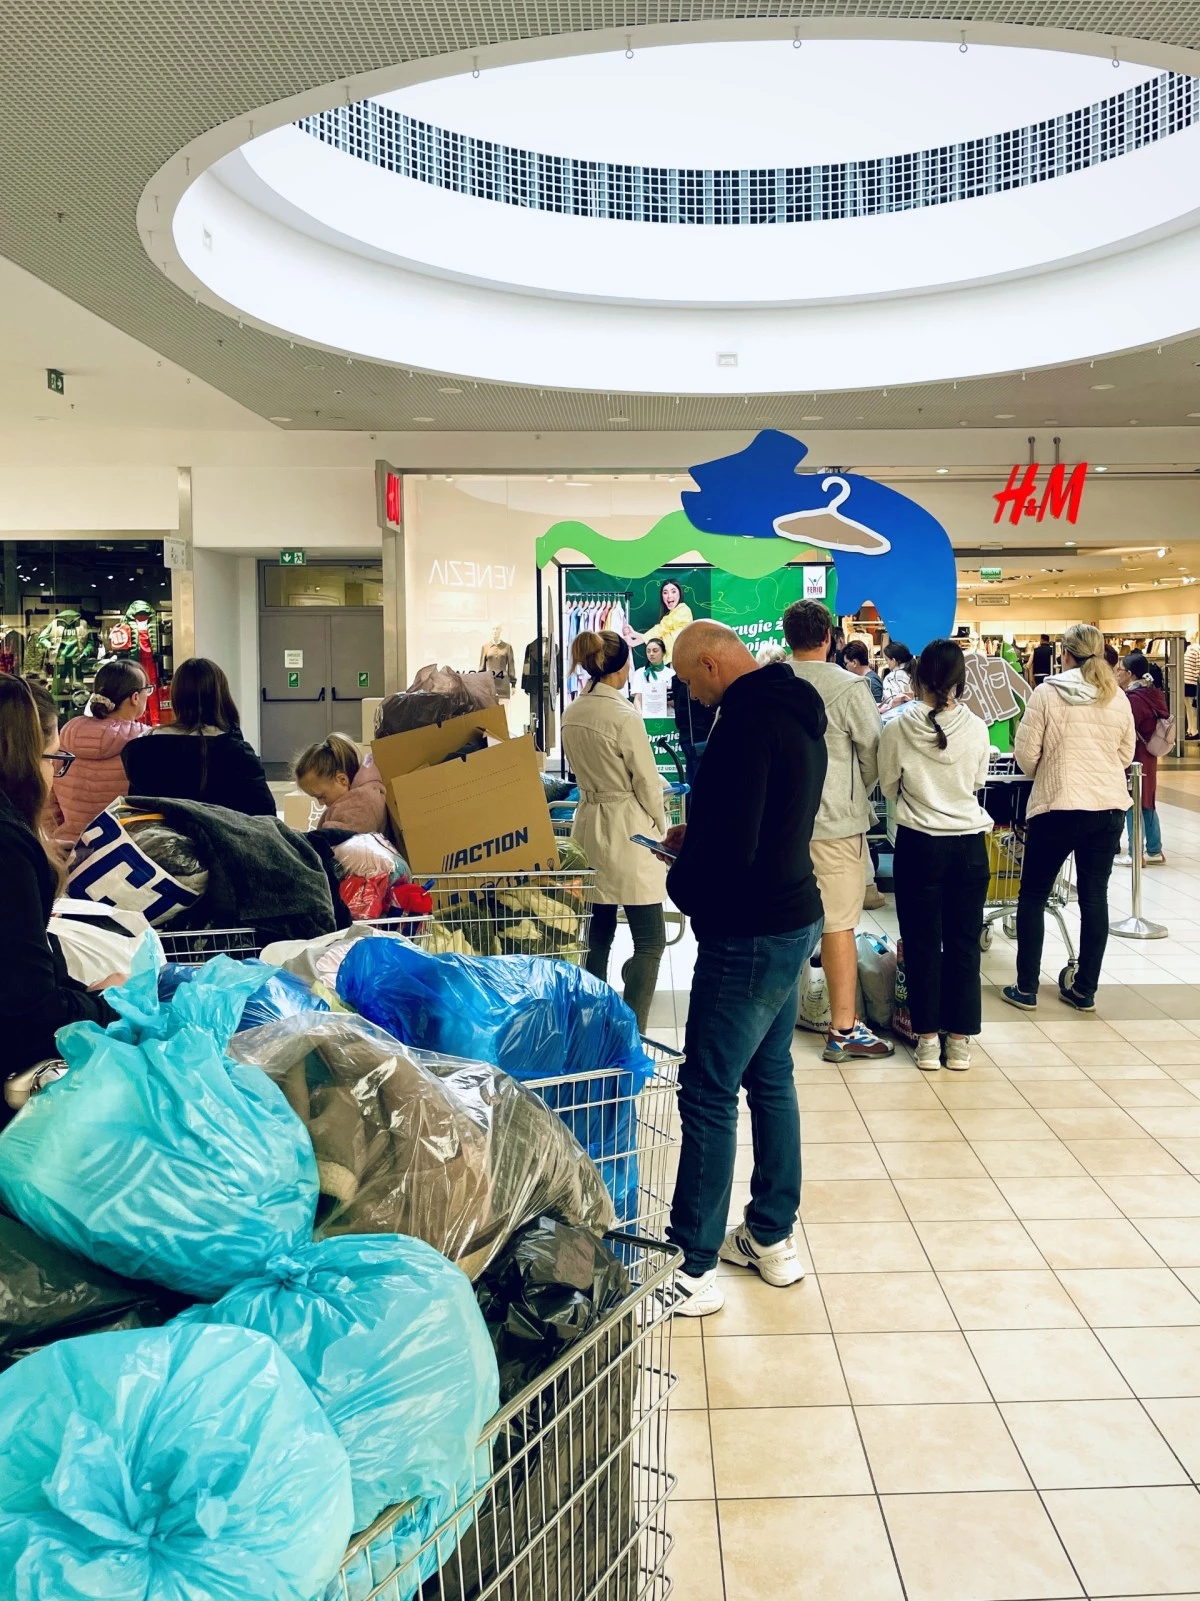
[158,958,329,1032]
[0,1321,354,1601]
[178,1235,500,1538]
[337,941,651,1221]
[0,956,318,1299]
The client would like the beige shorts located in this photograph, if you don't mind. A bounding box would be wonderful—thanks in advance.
[809,834,867,934]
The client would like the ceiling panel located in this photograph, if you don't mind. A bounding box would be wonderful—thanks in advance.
[4,0,1200,431]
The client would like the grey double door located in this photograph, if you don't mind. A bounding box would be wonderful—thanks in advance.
[259,609,384,771]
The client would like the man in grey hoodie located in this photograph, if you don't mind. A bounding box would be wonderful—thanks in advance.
[784,601,894,1062]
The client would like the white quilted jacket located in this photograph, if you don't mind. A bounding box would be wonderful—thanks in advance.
[1014,671,1135,819]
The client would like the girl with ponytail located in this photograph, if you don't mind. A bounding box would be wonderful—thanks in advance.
[878,639,993,1070]
[294,730,387,833]
[561,629,667,1031]
[1007,621,1135,1014]
[54,659,151,842]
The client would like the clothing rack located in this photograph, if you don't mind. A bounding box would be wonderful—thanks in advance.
[560,584,634,716]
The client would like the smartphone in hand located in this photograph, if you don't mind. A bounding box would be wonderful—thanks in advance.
[630,833,679,862]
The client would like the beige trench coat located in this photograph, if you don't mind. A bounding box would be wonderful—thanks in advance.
[560,683,667,906]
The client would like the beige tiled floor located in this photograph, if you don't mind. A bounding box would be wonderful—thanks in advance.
[664,792,1200,1601]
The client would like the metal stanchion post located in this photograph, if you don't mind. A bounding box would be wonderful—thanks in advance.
[1111,761,1168,940]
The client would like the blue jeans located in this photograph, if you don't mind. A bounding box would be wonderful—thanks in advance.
[668,920,823,1277]
[1126,806,1163,856]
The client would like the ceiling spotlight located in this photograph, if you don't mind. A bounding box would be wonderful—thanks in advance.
[802,414,823,422]
[608,415,630,424]
[994,413,1015,420]
[959,31,968,53]
[1095,465,1108,472]
[936,468,949,475]
[438,386,463,395]
[1090,383,1115,391]
[1064,540,1077,547]
[268,416,292,423]
[1158,547,1167,557]
[412,416,435,423]
[1188,413,1200,419]
[793,27,802,48]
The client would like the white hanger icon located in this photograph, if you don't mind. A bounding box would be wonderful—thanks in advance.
[772,476,891,555]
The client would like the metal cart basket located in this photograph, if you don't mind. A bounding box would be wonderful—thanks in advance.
[979,756,1078,978]
[369,870,597,966]
[328,1234,680,1601]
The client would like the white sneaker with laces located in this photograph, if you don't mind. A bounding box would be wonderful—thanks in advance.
[675,1267,725,1318]
[914,1035,942,1072]
[944,1035,972,1071]
[718,1222,805,1287]
[1115,854,1134,867]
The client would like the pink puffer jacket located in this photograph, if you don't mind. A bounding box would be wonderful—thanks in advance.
[317,753,388,834]
[1014,671,1135,819]
[53,715,150,842]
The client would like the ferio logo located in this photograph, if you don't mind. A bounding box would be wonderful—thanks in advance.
[443,827,531,871]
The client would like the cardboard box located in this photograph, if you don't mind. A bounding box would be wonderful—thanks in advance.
[372,705,558,875]
[361,697,384,744]
[281,790,318,832]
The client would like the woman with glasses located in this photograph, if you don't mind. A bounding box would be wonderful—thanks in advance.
[52,659,152,843]
[0,673,120,1125]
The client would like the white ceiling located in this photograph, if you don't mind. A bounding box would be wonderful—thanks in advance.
[6,1,1200,430]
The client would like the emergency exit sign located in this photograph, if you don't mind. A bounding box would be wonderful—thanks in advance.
[279,549,306,566]
[980,566,1003,582]
[47,368,65,395]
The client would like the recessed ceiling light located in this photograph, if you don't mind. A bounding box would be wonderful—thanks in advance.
[412,416,435,422]
[994,413,1015,420]
[1090,383,1115,390]
[566,480,590,487]
[802,414,823,422]
[1188,413,1200,419]
[304,363,325,372]
[269,415,292,423]
[1064,540,1077,547]
[936,467,949,474]
[1043,418,1059,425]
[608,415,630,424]
[1094,465,1108,472]
[438,386,463,394]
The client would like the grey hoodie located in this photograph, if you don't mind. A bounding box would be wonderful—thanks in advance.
[789,659,880,839]
[878,699,992,835]
[1045,667,1099,705]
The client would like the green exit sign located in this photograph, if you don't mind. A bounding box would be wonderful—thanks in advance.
[980,566,1003,582]
[46,368,65,395]
[279,549,306,567]
[358,670,370,689]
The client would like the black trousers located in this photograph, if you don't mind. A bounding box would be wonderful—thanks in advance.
[893,826,990,1037]
[586,903,666,1034]
[1016,809,1124,998]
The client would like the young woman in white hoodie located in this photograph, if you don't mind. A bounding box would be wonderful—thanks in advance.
[879,638,992,1070]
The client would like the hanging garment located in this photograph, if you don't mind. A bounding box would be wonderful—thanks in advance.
[123,602,161,726]
[479,640,517,701]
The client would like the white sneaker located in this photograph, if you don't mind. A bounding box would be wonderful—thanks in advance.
[718,1221,805,1287]
[1115,854,1135,867]
[914,1035,942,1072]
[944,1036,972,1071]
[675,1267,725,1318]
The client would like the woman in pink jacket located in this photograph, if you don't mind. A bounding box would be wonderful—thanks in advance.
[293,732,388,834]
[53,660,151,842]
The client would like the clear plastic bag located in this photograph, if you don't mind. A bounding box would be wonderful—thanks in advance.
[228,1012,615,1280]
[178,1234,500,1536]
[0,1322,354,1601]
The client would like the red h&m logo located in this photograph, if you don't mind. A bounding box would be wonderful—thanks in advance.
[993,462,1088,526]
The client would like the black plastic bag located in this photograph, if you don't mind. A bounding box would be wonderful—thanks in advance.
[474,1217,630,1402]
[0,1212,187,1370]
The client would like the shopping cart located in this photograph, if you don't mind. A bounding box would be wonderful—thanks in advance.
[367,869,597,965]
[547,789,689,953]
[979,756,1078,978]
[157,926,260,962]
[328,1234,680,1601]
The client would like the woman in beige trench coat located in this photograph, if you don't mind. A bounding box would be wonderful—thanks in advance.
[561,629,667,1031]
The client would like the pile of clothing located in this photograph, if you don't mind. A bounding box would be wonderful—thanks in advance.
[0,936,640,1601]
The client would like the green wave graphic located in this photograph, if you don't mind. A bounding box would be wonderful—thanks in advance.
[537,510,828,579]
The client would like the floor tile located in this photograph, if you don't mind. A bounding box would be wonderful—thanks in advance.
[802,1110,872,1143]
[671,1337,709,1409]
[709,1406,871,1498]
[953,1109,1057,1140]
[995,1176,1122,1219]
[1098,1326,1200,1397]
[972,1140,1087,1177]
[804,1221,928,1273]
[1097,1173,1200,1215]
[979,1021,1048,1043]
[799,1180,905,1223]
[914,1219,1047,1271]
[881,1490,1082,1601]
[929,1081,1030,1109]
[938,1270,1086,1330]
[719,1496,904,1601]
[1133,1106,1200,1141]
[1004,1061,1091,1081]
[1017,1080,1119,1109]
[801,1143,889,1180]
[1098,1079,1200,1107]
[1162,1137,1200,1173]
[1146,1039,1200,1065]
[859,1109,962,1142]
[856,1402,1030,1492]
[665,1499,725,1601]
[669,1408,715,1500]
[703,1334,849,1408]
[847,1082,943,1110]
[704,1271,830,1336]
[1038,1019,1121,1042]
[818,1271,958,1333]
[987,1044,1075,1069]
[894,1177,1014,1221]
[966,1329,1131,1400]
[1131,1215,1200,1266]
[836,1332,989,1405]
[1076,1056,1165,1078]
[1142,1397,1200,1479]
[795,1083,857,1111]
[1057,1267,1200,1326]
[1112,1019,1195,1041]
[1001,1399,1189,1489]
[1064,1138,1185,1175]
[875,1141,987,1178]
[1022,1217,1165,1269]
[1038,1106,1147,1140]
[1044,1485,1200,1594]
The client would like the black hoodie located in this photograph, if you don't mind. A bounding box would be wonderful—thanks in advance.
[667,662,828,938]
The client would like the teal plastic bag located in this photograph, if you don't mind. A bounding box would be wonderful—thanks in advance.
[178,1235,500,1538]
[0,1321,354,1601]
[0,957,317,1299]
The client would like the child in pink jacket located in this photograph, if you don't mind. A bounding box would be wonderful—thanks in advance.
[54,660,151,842]
[294,732,387,834]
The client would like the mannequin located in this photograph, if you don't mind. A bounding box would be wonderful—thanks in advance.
[479,624,516,701]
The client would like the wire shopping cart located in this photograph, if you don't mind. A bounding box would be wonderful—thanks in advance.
[157,926,261,962]
[979,755,1078,979]
[368,870,597,966]
[329,1234,681,1601]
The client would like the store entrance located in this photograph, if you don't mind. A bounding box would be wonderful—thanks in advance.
[258,561,385,774]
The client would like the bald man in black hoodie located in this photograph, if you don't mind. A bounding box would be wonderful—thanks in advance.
[662,622,827,1316]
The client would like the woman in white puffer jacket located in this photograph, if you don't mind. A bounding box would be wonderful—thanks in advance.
[1005,622,1134,1015]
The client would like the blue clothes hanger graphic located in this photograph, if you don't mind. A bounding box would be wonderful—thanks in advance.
[682,430,958,648]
